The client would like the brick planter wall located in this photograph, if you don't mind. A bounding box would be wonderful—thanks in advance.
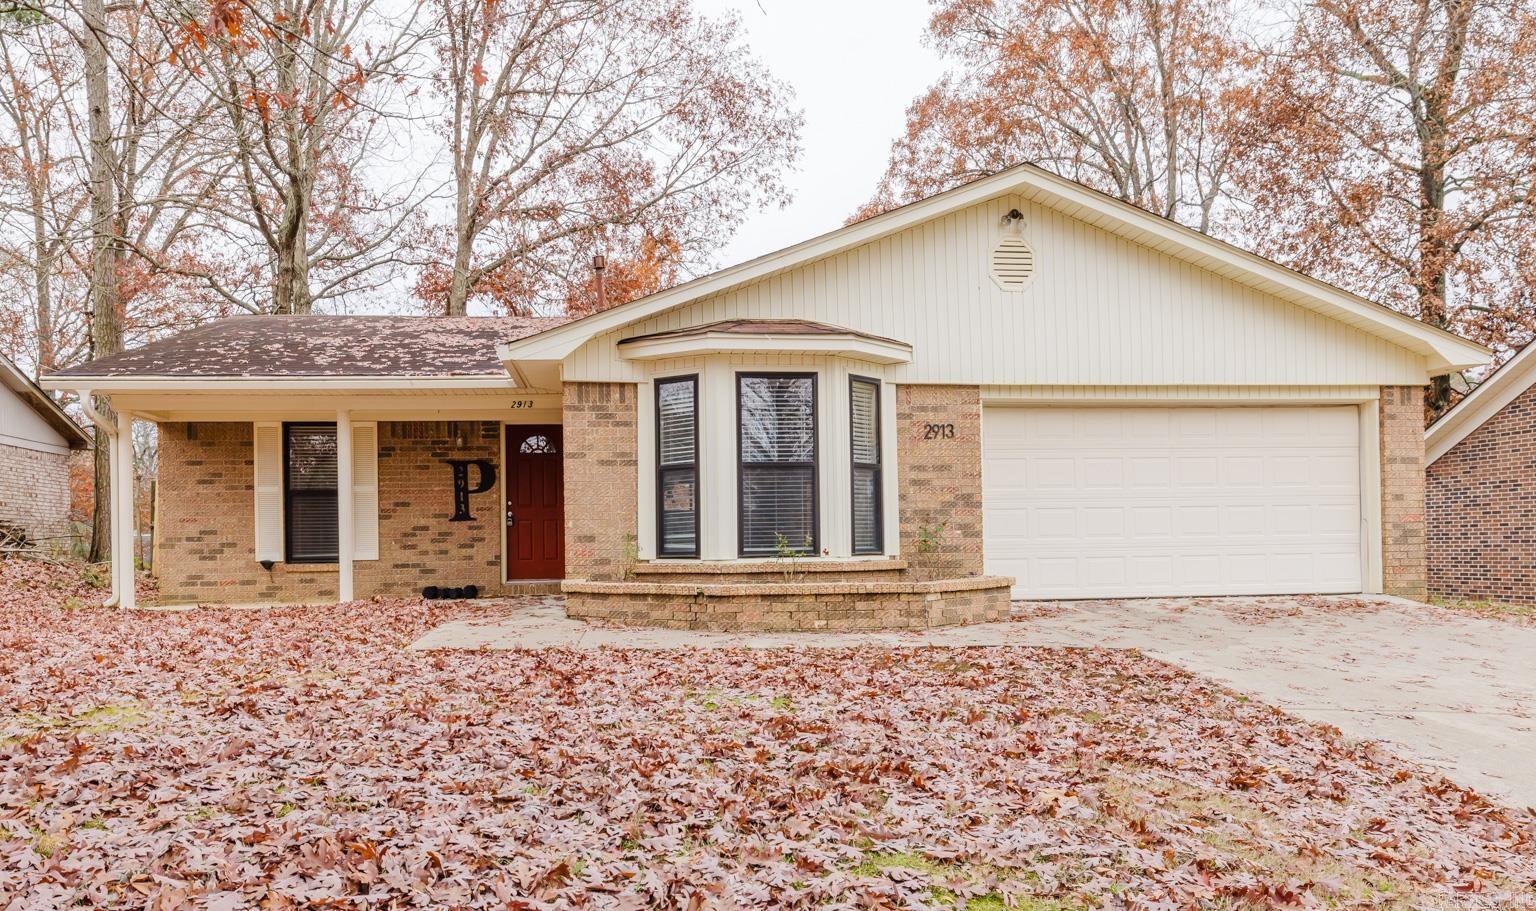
[155,421,540,603]
[1379,386,1428,601]
[0,442,72,546]
[896,385,984,578]
[564,575,1013,632]
[562,382,638,582]
[1427,382,1536,606]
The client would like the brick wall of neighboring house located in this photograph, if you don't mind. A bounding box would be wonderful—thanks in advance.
[0,442,72,545]
[155,420,531,604]
[1427,382,1536,606]
[562,382,638,581]
[1379,385,1428,601]
[896,384,984,578]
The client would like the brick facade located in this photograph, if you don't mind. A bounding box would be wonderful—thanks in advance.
[155,420,536,603]
[896,385,984,578]
[562,382,638,582]
[564,576,1013,631]
[1427,382,1536,606]
[0,442,72,545]
[1379,386,1428,600]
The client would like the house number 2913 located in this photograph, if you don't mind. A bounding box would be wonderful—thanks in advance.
[922,423,955,440]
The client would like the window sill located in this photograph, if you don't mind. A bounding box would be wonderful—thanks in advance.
[631,557,906,576]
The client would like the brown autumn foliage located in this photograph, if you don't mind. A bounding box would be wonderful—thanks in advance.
[854,0,1261,235]
[1236,0,1536,410]
[2,580,1534,908]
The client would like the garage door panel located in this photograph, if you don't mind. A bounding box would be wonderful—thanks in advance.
[984,406,1363,599]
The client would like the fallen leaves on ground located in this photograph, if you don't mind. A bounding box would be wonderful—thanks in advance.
[1,574,1532,909]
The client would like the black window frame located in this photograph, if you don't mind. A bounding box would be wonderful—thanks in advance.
[655,374,701,558]
[282,421,340,564]
[736,371,819,557]
[849,375,883,555]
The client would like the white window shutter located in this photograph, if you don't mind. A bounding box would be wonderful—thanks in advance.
[351,422,379,560]
[253,422,284,562]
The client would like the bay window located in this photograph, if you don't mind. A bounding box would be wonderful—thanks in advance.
[656,375,700,557]
[850,377,882,554]
[738,373,817,556]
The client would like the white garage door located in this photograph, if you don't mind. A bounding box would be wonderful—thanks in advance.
[983,406,1362,599]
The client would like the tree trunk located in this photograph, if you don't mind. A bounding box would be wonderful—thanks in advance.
[446,224,474,316]
[273,190,313,314]
[83,0,122,562]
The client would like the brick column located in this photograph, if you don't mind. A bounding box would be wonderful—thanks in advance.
[562,382,638,581]
[896,385,984,578]
[1379,385,1428,600]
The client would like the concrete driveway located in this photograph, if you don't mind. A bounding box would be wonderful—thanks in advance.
[415,595,1536,808]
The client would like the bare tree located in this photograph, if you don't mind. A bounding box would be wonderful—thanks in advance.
[856,0,1260,232]
[423,0,800,316]
[148,0,431,314]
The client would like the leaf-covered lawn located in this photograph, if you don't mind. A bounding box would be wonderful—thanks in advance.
[1,565,1533,909]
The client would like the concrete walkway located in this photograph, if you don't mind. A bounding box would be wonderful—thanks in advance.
[413,595,1536,808]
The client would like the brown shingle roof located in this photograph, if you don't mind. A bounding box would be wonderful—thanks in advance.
[618,318,905,347]
[48,315,567,379]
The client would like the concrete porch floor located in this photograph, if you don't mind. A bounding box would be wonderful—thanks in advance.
[412,594,1536,808]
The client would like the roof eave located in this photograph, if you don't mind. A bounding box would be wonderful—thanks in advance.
[1,359,90,448]
[40,374,519,393]
[616,332,913,365]
[1426,342,1536,464]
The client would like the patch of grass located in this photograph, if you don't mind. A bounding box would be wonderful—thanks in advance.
[1097,769,1460,910]
[852,850,949,877]
[31,828,66,858]
[4,702,149,743]
[851,852,1069,911]
[1432,597,1536,627]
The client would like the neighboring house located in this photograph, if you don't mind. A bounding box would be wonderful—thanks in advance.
[1425,342,1536,607]
[1,353,91,547]
[43,164,1490,626]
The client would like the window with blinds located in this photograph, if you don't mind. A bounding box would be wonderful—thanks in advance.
[738,373,817,556]
[656,376,699,557]
[284,423,339,563]
[850,377,882,554]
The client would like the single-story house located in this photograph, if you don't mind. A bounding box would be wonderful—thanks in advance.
[2,352,90,548]
[43,163,1491,628]
[1425,341,1536,607]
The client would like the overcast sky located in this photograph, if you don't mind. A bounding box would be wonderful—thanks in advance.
[690,0,947,266]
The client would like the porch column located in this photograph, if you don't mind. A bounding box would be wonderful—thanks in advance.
[116,410,136,610]
[336,410,354,602]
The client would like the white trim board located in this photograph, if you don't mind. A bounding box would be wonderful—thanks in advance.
[1426,342,1536,465]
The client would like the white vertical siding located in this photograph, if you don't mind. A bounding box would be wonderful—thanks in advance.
[562,194,1428,387]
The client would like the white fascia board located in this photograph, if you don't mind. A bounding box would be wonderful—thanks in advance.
[499,162,1490,374]
[1426,343,1536,464]
[39,374,518,393]
[617,332,913,365]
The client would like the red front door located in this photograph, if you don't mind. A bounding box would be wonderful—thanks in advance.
[505,425,564,580]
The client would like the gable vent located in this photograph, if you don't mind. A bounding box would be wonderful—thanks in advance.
[990,235,1035,291]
